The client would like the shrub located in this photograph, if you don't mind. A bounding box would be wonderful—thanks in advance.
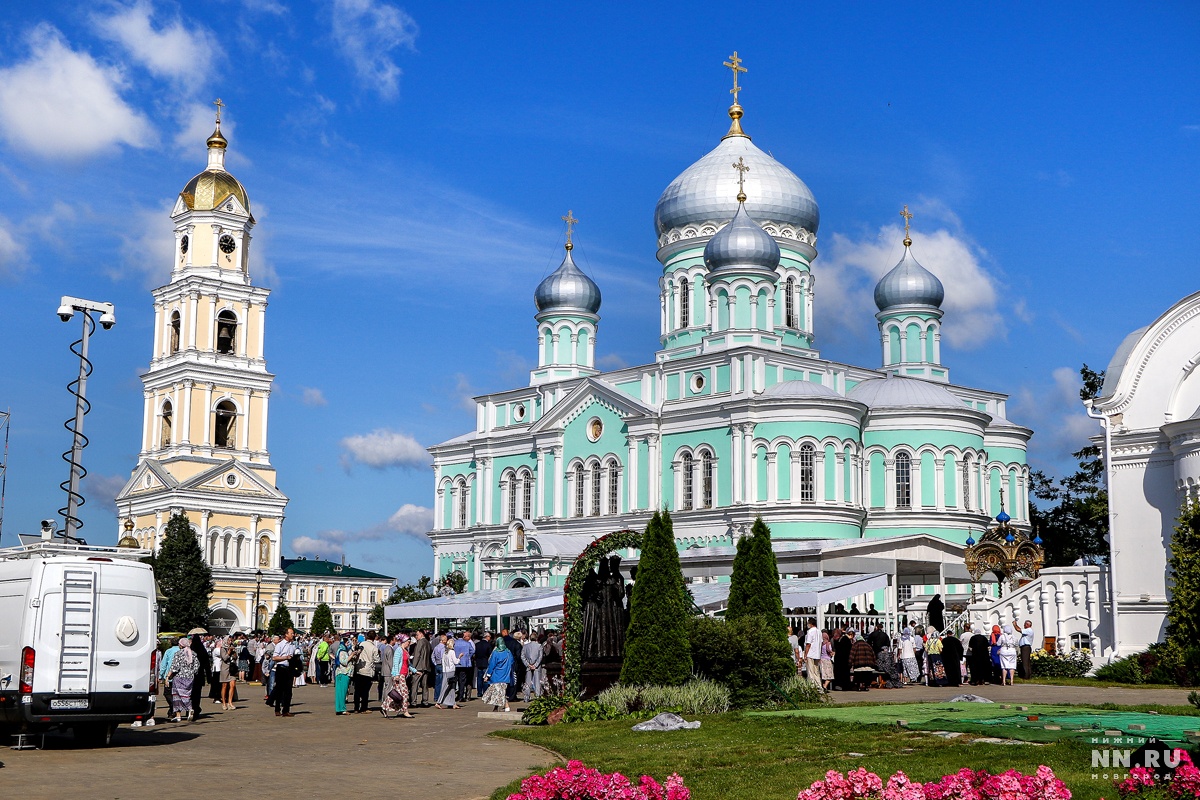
[621,511,692,686]
[506,760,690,800]
[777,674,832,707]
[688,614,793,708]
[1092,641,1200,687]
[596,677,731,716]
[1095,655,1145,684]
[522,694,572,725]
[1029,647,1092,678]
[562,700,621,723]
[1189,690,1199,710]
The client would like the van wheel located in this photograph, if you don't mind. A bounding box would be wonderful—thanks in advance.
[74,723,115,747]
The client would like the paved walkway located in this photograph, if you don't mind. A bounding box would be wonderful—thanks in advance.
[0,684,557,800]
[826,682,1196,706]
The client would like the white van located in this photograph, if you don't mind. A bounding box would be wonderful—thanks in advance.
[0,542,159,745]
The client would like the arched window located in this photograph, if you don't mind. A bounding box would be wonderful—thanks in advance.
[590,463,602,516]
[456,481,469,528]
[160,400,173,447]
[785,277,796,328]
[607,460,619,515]
[506,473,517,522]
[701,450,714,508]
[895,452,913,509]
[574,465,585,518]
[520,469,533,519]
[216,310,238,354]
[213,400,237,448]
[681,452,694,510]
[169,310,181,354]
[679,277,690,328]
[962,457,972,511]
[799,444,815,503]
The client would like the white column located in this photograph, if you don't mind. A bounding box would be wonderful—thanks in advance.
[435,488,445,530]
[188,291,199,350]
[181,380,193,445]
[765,452,777,503]
[200,511,211,565]
[748,295,759,331]
[553,446,564,517]
[627,437,639,511]
[789,449,801,504]
[238,301,250,356]
[815,451,826,503]
[648,434,661,510]
[171,384,181,446]
[911,457,922,508]
[835,451,845,505]
[535,449,546,518]
[152,304,164,358]
[257,302,267,360]
[884,458,896,511]
[142,390,153,452]
[474,465,485,525]
[239,388,252,450]
[730,425,742,503]
[934,458,946,511]
[202,383,214,446]
[743,424,756,502]
[766,296,776,333]
[259,390,270,452]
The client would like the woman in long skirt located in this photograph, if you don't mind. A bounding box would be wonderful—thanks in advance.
[435,643,460,709]
[832,629,853,691]
[925,625,947,686]
[168,637,200,722]
[381,635,414,718]
[482,637,514,712]
[819,631,834,691]
[334,640,353,715]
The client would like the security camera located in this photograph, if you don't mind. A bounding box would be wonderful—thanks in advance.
[41,519,56,531]
[57,304,75,323]
[99,309,116,330]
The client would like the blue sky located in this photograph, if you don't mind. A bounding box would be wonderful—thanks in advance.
[0,2,1197,584]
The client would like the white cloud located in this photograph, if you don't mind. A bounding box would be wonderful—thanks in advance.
[108,202,176,287]
[340,428,428,469]
[0,216,29,280]
[82,473,131,514]
[291,534,345,560]
[174,101,237,154]
[1011,365,1101,477]
[301,387,328,406]
[94,1,220,86]
[0,25,155,158]
[819,202,1003,350]
[330,0,418,100]
[388,503,433,536]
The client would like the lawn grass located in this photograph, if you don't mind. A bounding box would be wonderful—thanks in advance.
[489,712,1133,800]
[1023,677,1187,690]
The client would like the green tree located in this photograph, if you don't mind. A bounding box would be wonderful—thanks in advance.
[439,572,468,593]
[372,577,437,633]
[725,517,788,642]
[620,510,692,686]
[310,602,336,636]
[268,602,294,636]
[155,511,213,632]
[1166,501,1200,645]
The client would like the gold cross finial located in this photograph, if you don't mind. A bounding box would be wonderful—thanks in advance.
[723,51,747,105]
[732,157,750,202]
[900,204,913,247]
[213,97,225,124]
[562,210,579,250]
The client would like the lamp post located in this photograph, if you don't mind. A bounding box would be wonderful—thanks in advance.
[352,590,359,633]
[55,296,116,541]
[254,569,263,632]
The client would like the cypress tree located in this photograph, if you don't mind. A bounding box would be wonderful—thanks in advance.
[620,510,692,686]
[310,603,336,636]
[156,511,214,632]
[1167,502,1200,645]
[726,517,788,642]
[268,602,294,636]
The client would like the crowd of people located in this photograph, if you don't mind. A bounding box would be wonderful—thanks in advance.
[791,614,1037,693]
[154,625,565,721]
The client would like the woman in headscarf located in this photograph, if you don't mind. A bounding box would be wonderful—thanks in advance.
[849,631,877,691]
[832,629,852,691]
[897,628,919,684]
[333,637,354,715]
[925,625,946,686]
[482,636,514,712]
[434,637,460,709]
[927,594,945,632]
[875,637,904,689]
[167,637,200,722]
[940,628,963,687]
[381,635,414,718]
[819,631,834,691]
[989,624,1003,684]
[190,634,211,720]
[968,624,992,685]
[998,623,1020,685]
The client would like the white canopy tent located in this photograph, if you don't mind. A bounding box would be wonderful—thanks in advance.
[689,574,890,627]
[383,586,564,631]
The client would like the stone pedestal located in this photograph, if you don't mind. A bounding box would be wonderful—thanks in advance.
[580,658,622,698]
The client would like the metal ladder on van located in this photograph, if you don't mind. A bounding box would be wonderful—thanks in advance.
[57,569,97,695]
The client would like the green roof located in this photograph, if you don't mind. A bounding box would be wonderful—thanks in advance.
[281,558,394,581]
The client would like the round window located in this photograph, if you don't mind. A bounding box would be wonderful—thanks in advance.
[587,418,603,442]
[513,403,527,422]
[690,373,706,393]
[225,473,238,487]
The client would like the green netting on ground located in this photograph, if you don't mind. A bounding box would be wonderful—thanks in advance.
[753,704,1200,748]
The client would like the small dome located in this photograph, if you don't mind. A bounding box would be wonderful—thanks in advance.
[535,247,601,315]
[762,380,843,400]
[703,203,780,274]
[655,134,819,240]
[874,247,944,311]
[180,169,250,214]
[848,376,964,409]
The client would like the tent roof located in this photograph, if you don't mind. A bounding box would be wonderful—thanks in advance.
[688,573,890,611]
[383,586,563,620]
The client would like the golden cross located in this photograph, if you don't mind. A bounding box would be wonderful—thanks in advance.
[213,97,225,124]
[562,209,579,248]
[900,204,913,246]
[723,51,747,105]
[732,157,750,201]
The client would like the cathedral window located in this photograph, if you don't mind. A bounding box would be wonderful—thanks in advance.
[681,452,694,510]
[317,589,325,603]
[573,465,585,517]
[335,590,343,603]
[506,475,516,522]
[160,400,173,448]
[679,277,690,328]
[895,452,913,509]
[785,278,796,328]
[607,460,619,515]
[701,450,714,508]
[213,400,237,448]
[169,310,181,354]
[519,469,533,519]
[456,481,469,528]
[962,457,972,511]
[298,588,306,602]
[590,463,601,516]
[799,444,815,503]
[216,310,238,354]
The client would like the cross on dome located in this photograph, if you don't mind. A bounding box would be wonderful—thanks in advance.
[723,51,747,105]
[562,209,579,250]
[732,157,750,202]
[900,204,913,247]
[213,97,225,124]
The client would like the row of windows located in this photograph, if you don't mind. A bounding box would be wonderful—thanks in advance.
[296,588,378,605]
[674,277,802,330]
[159,399,238,448]
[678,450,716,509]
[168,309,239,355]
[572,461,620,517]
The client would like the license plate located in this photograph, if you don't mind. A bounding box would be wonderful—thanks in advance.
[50,698,89,710]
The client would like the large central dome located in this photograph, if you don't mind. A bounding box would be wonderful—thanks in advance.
[655,131,819,247]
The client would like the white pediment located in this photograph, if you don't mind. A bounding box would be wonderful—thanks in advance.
[529,378,656,434]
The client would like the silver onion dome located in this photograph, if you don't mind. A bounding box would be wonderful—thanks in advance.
[703,202,780,274]
[655,134,819,241]
[534,246,601,315]
[874,247,945,311]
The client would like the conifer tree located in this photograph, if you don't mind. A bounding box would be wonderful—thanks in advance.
[268,602,294,636]
[726,517,788,643]
[1167,501,1200,645]
[620,510,692,686]
[155,511,214,632]
[310,603,336,636]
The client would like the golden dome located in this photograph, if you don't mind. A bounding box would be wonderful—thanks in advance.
[179,169,251,216]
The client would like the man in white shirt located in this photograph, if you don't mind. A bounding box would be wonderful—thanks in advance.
[271,628,299,717]
[803,620,822,689]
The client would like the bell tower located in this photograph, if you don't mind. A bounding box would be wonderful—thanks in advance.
[116,101,289,634]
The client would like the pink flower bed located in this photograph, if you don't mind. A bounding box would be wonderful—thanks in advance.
[797,766,1072,800]
[507,760,690,800]
[1112,749,1200,799]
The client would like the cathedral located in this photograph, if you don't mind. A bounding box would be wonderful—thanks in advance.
[426,57,1034,606]
[115,106,288,633]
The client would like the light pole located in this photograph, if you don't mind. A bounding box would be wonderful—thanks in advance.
[254,569,263,631]
[352,590,359,633]
[56,296,115,541]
